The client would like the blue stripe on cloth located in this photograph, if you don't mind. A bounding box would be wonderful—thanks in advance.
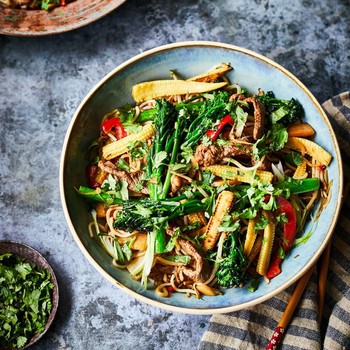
[199,340,235,350]
[287,324,321,342]
[327,269,349,296]
[332,302,350,326]
[325,110,350,143]
[331,93,350,112]
[325,325,350,350]
[202,320,270,348]
[331,243,350,274]
[200,337,317,350]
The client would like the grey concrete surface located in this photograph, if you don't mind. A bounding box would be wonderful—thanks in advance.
[0,0,349,349]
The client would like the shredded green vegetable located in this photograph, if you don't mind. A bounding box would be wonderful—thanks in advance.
[0,253,54,349]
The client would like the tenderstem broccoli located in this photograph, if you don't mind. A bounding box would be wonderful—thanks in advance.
[255,91,304,126]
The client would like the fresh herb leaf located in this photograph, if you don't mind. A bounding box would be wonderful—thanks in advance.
[255,214,269,230]
[292,231,312,247]
[40,0,59,10]
[284,151,303,166]
[128,141,149,160]
[0,254,53,349]
[232,104,248,134]
[252,136,268,160]
[162,255,191,264]
[268,123,289,151]
[116,158,130,172]
[101,175,129,202]
[153,151,168,169]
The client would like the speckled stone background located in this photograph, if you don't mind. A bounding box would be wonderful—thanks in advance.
[0,0,349,349]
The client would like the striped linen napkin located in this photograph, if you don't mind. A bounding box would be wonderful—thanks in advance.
[199,92,350,350]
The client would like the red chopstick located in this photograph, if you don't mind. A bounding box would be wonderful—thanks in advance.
[266,266,314,349]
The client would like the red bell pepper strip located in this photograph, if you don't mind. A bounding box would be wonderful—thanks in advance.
[60,0,66,5]
[167,285,175,293]
[101,118,127,140]
[266,195,297,280]
[206,115,234,141]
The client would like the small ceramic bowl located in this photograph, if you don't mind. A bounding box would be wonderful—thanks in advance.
[0,0,126,36]
[0,240,59,349]
[60,41,343,314]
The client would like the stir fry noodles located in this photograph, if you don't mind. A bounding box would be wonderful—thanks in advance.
[78,63,332,298]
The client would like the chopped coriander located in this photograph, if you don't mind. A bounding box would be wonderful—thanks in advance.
[0,253,54,349]
[128,140,149,160]
[292,231,312,248]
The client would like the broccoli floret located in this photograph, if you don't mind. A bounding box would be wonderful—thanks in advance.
[256,91,304,126]
[216,232,247,288]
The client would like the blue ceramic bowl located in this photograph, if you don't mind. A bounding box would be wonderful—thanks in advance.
[60,42,343,314]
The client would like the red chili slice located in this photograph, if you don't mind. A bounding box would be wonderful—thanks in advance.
[101,118,127,139]
[206,115,234,141]
[266,195,297,280]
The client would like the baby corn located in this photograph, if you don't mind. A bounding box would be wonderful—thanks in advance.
[132,80,227,103]
[256,211,275,276]
[102,123,155,160]
[203,190,235,252]
[293,159,307,179]
[244,218,257,257]
[203,165,274,184]
[187,211,208,227]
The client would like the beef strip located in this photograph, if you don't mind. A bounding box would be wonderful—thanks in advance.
[169,174,189,197]
[244,97,265,140]
[98,160,149,195]
[176,238,209,283]
[194,143,251,167]
[229,93,246,101]
[229,94,266,140]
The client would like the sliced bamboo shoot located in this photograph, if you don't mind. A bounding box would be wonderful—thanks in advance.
[187,63,233,82]
[293,159,307,179]
[286,137,332,166]
[195,283,217,296]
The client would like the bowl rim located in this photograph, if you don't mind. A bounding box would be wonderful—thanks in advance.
[0,240,59,348]
[59,41,343,314]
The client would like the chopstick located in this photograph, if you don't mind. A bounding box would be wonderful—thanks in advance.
[317,242,331,322]
[267,181,350,349]
[318,181,350,321]
[266,266,314,349]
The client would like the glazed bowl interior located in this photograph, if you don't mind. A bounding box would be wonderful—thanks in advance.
[60,41,343,314]
[0,0,126,36]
